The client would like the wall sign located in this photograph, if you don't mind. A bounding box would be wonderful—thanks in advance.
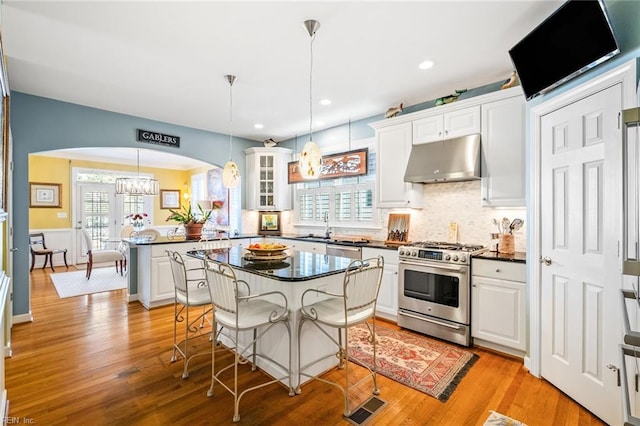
[136,129,180,148]
[288,148,368,184]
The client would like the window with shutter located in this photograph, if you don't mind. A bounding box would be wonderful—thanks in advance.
[294,149,378,228]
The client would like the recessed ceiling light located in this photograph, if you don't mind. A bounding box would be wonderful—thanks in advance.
[418,60,435,70]
[254,123,264,129]
[319,99,331,106]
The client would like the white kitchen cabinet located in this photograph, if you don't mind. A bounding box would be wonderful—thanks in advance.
[480,93,526,207]
[471,258,526,356]
[244,147,293,211]
[362,247,398,321]
[137,241,204,309]
[371,122,424,208]
[286,239,327,254]
[412,105,480,144]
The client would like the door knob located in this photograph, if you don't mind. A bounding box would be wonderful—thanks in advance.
[540,256,552,266]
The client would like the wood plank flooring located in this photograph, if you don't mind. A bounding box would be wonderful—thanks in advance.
[5,267,606,425]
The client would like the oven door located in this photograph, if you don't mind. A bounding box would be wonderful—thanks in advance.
[398,259,469,324]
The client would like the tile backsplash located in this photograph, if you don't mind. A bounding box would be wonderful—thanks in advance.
[244,180,527,253]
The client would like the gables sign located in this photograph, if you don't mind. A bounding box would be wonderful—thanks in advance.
[136,129,180,148]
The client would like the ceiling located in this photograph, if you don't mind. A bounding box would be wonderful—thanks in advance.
[2,0,562,168]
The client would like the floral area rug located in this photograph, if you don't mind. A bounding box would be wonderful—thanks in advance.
[347,322,478,402]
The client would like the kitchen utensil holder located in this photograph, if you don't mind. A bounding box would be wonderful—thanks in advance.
[498,234,515,254]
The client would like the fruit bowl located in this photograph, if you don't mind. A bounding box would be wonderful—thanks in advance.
[245,243,288,257]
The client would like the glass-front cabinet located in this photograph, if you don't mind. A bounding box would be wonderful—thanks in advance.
[244,147,292,210]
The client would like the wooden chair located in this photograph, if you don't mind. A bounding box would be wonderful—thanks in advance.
[80,229,125,279]
[29,232,68,272]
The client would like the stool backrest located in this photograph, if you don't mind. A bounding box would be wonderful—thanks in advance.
[167,250,189,297]
[204,260,240,314]
[342,257,385,317]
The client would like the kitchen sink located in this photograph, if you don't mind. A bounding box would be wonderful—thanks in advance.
[297,234,331,240]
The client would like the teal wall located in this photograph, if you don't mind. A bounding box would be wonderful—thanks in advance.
[10,93,259,316]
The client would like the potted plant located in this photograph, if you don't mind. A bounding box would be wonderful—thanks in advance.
[166,203,212,240]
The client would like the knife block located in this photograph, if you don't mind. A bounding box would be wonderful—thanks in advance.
[385,213,410,247]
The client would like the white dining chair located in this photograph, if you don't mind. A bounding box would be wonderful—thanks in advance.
[204,258,293,423]
[296,256,384,417]
[167,250,214,379]
[80,229,126,279]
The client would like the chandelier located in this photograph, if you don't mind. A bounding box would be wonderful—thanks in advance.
[115,149,159,195]
[222,74,241,188]
[298,19,323,180]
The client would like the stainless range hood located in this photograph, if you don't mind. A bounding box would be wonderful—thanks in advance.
[404,133,481,183]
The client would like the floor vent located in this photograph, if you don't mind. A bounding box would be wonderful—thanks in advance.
[346,396,386,425]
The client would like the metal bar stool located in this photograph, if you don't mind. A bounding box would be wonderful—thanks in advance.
[204,258,293,423]
[167,250,214,379]
[296,256,384,417]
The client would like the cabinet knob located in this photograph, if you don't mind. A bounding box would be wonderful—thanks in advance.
[495,269,500,273]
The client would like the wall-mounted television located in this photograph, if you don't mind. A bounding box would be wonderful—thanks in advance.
[509,0,619,101]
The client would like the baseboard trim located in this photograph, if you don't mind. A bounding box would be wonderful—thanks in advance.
[12,312,33,324]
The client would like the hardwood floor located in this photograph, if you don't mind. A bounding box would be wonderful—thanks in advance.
[6,267,606,425]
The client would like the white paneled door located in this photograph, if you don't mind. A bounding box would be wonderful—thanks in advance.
[540,84,622,425]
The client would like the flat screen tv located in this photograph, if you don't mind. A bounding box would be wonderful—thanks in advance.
[509,0,619,101]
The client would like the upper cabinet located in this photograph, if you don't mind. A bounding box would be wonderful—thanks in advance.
[370,86,525,208]
[480,94,526,207]
[244,147,293,211]
[371,122,424,208]
[413,106,480,144]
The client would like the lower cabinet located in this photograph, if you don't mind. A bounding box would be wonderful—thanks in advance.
[471,258,526,356]
[362,247,398,321]
[138,241,206,309]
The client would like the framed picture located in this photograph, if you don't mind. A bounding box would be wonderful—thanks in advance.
[160,189,181,209]
[288,148,368,183]
[29,182,61,208]
[258,211,281,236]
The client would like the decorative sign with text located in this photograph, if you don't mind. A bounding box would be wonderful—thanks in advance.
[136,129,180,148]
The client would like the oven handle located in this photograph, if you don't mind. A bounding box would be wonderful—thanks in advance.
[399,260,466,273]
[399,310,464,330]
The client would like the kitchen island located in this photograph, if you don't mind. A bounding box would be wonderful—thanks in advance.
[122,235,259,308]
[187,247,356,387]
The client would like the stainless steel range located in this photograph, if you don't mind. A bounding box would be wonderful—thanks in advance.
[397,241,488,346]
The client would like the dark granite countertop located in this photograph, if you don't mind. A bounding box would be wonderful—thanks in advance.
[186,247,356,281]
[473,251,527,263]
[277,234,397,251]
[123,234,260,246]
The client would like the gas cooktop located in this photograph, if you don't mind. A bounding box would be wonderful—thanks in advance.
[398,241,488,265]
[409,241,486,251]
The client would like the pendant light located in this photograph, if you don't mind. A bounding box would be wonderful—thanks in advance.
[222,74,240,188]
[298,19,322,180]
[115,149,159,195]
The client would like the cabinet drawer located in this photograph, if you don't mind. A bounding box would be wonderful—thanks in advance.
[472,258,525,282]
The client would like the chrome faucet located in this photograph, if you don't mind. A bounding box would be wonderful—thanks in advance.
[324,211,331,239]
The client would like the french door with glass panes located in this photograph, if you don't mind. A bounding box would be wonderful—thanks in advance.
[75,183,148,264]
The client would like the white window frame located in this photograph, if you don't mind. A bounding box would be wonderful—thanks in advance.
[292,137,380,231]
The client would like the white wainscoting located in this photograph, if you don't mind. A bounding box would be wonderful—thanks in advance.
[28,228,74,268]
